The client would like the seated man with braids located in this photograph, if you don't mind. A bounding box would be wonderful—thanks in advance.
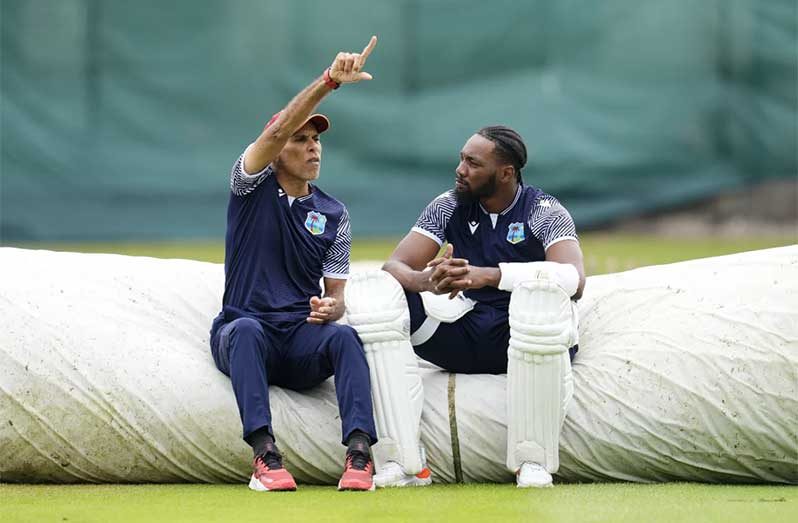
[346,126,585,488]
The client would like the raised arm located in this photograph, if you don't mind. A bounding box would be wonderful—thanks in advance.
[243,36,378,174]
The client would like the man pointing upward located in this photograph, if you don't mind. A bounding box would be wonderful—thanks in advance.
[210,37,383,492]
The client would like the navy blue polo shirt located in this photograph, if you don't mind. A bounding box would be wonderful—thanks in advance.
[219,149,351,323]
[412,185,578,310]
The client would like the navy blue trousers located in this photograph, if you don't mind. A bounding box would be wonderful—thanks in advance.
[210,315,377,445]
[406,292,577,374]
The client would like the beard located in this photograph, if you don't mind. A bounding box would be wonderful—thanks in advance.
[454,171,498,206]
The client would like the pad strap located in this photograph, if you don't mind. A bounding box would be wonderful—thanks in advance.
[410,317,440,346]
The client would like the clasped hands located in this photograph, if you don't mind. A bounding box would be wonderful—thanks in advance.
[425,244,490,299]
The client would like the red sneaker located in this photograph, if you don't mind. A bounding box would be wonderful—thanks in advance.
[338,445,375,491]
[248,454,297,492]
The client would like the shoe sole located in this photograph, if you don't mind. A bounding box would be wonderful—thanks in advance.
[337,480,376,492]
[376,477,432,488]
[375,467,433,488]
[248,475,296,492]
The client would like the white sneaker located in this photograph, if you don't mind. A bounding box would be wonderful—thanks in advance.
[516,462,553,488]
[374,461,432,488]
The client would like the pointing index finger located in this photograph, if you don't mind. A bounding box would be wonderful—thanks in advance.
[360,35,377,62]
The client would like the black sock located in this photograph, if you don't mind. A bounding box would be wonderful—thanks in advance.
[245,426,275,457]
[345,430,371,470]
[346,430,371,454]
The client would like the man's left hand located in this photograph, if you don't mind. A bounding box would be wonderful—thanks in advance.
[307,296,337,324]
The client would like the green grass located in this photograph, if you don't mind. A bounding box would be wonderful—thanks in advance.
[577,234,796,274]
[5,234,795,275]
[1,483,794,523]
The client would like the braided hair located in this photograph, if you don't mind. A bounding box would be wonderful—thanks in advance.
[477,126,527,183]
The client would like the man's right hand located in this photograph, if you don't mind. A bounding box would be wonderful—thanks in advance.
[426,244,501,299]
[243,35,379,175]
[328,36,378,84]
[426,244,472,298]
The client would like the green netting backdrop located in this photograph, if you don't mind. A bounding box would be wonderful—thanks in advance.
[1,0,796,240]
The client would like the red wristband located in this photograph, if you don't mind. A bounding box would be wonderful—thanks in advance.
[323,68,340,90]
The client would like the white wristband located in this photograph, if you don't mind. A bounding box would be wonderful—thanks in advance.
[498,261,579,297]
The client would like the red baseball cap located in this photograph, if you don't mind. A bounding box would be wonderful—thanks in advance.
[264,111,330,134]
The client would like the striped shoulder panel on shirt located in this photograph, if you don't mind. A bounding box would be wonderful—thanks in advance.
[412,191,457,246]
[229,147,272,197]
[527,193,578,249]
[322,207,351,279]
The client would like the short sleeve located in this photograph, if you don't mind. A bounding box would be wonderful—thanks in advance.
[528,195,578,249]
[411,191,457,246]
[230,145,271,196]
[322,208,351,279]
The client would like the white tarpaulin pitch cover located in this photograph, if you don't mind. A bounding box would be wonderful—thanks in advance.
[0,247,796,484]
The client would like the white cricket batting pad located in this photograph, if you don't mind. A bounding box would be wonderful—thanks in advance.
[345,271,424,474]
[506,278,575,473]
[1,247,795,484]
